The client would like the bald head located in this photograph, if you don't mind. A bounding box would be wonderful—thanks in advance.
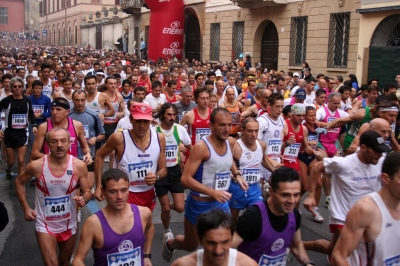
[369,118,391,139]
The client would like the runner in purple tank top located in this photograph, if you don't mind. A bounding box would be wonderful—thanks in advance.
[231,167,315,266]
[72,169,153,266]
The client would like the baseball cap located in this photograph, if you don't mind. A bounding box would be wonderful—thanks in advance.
[360,130,391,153]
[294,88,306,100]
[293,72,300,77]
[291,103,306,115]
[215,70,222,77]
[130,103,153,121]
[139,66,147,72]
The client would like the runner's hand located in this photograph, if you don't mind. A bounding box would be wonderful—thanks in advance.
[144,258,152,266]
[88,137,97,146]
[315,127,327,135]
[32,127,37,136]
[211,190,232,203]
[144,172,157,186]
[98,113,104,121]
[73,196,86,207]
[94,186,105,201]
[236,176,249,191]
[179,143,187,153]
[303,194,316,212]
[83,154,93,165]
[0,130,4,139]
[24,208,37,221]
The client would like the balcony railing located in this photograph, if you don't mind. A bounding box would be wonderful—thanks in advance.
[121,0,143,9]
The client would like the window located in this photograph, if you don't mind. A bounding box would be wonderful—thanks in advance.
[289,16,307,66]
[0,8,7,24]
[232,21,244,60]
[328,12,350,68]
[115,0,121,5]
[210,23,220,61]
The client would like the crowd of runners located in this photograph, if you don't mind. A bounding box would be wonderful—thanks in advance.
[0,37,399,266]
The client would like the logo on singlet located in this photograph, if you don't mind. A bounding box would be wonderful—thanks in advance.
[271,238,284,252]
[118,240,134,252]
[274,130,280,138]
[244,152,251,159]
[67,170,72,175]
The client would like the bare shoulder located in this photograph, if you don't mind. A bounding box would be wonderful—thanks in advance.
[258,140,266,150]
[72,157,87,169]
[228,136,236,148]
[171,253,197,266]
[73,119,83,128]
[137,205,152,220]
[236,250,258,266]
[350,194,379,219]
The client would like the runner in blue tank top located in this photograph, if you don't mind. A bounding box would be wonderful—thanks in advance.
[72,169,153,266]
[232,167,315,266]
[162,108,248,262]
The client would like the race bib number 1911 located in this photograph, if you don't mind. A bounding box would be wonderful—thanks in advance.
[242,168,260,184]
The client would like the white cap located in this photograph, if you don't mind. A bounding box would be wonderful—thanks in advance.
[293,72,300,77]
[215,70,222,77]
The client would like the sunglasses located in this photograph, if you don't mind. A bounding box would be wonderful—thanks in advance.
[13,85,22,88]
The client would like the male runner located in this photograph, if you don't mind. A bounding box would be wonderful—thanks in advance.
[69,90,105,190]
[331,152,400,266]
[94,102,167,211]
[232,167,315,266]
[72,169,153,266]
[31,97,92,165]
[282,103,321,193]
[38,63,56,99]
[351,85,379,111]
[163,108,247,262]
[173,86,197,123]
[180,87,212,145]
[53,77,74,109]
[103,76,125,143]
[220,87,245,138]
[172,209,257,266]
[0,77,37,177]
[165,80,181,103]
[303,130,389,258]
[154,103,191,236]
[240,87,271,119]
[15,128,91,266]
[228,117,280,221]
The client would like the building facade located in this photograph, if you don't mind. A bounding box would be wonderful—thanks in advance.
[38,0,120,46]
[0,0,25,32]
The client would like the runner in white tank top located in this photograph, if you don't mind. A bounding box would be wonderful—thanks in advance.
[14,127,91,266]
[85,90,105,114]
[197,248,237,266]
[42,79,53,99]
[330,152,400,266]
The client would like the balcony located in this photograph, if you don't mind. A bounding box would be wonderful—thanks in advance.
[231,0,287,9]
[121,0,144,15]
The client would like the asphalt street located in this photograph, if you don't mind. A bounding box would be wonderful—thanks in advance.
[0,158,332,265]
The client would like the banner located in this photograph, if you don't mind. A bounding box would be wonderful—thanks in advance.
[145,0,185,60]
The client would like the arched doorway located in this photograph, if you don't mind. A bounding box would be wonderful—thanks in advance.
[260,21,279,71]
[368,14,400,86]
[185,10,201,62]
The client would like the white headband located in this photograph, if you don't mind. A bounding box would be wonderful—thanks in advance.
[379,106,399,112]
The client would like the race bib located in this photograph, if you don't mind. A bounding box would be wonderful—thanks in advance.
[231,112,240,125]
[107,246,141,266]
[308,135,318,149]
[12,114,27,129]
[44,195,71,222]
[165,145,178,167]
[195,128,211,143]
[128,160,153,186]
[283,143,300,161]
[242,168,260,184]
[267,140,282,160]
[259,252,286,266]
[327,117,339,133]
[104,107,118,123]
[174,89,181,95]
[214,171,231,191]
[42,90,51,98]
[32,105,44,115]
[83,125,89,141]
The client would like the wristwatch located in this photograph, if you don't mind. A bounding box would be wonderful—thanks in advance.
[303,261,315,266]
[144,253,151,259]
[156,174,160,181]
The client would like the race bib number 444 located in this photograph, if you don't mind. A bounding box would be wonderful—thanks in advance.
[128,161,153,186]
[44,195,71,222]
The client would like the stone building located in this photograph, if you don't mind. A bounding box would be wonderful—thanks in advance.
[0,0,25,32]
[38,0,120,46]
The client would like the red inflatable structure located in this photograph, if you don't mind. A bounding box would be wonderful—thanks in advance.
[145,0,185,60]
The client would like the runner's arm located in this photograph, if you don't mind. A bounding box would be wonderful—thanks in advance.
[27,99,37,128]
[231,232,244,248]
[390,132,400,151]
[15,161,41,220]
[42,97,52,118]
[240,105,255,119]
[179,110,192,127]
[101,94,115,118]
[331,198,375,266]
[74,159,92,204]
[289,229,311,265]
[140,206,154,264]
[155,133,168,180]
[74,121,92,160]
[325,109,364,130]
[71,216,97,266]
[229,137,248,190]
[348,123,369,155]
[31,122,47,160]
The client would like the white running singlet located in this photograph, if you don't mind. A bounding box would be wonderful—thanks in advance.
[197,248,237,266]
[117,129,160,193]
[35,155,77,234]
[237,139,263,184]
[86,91,105,114]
